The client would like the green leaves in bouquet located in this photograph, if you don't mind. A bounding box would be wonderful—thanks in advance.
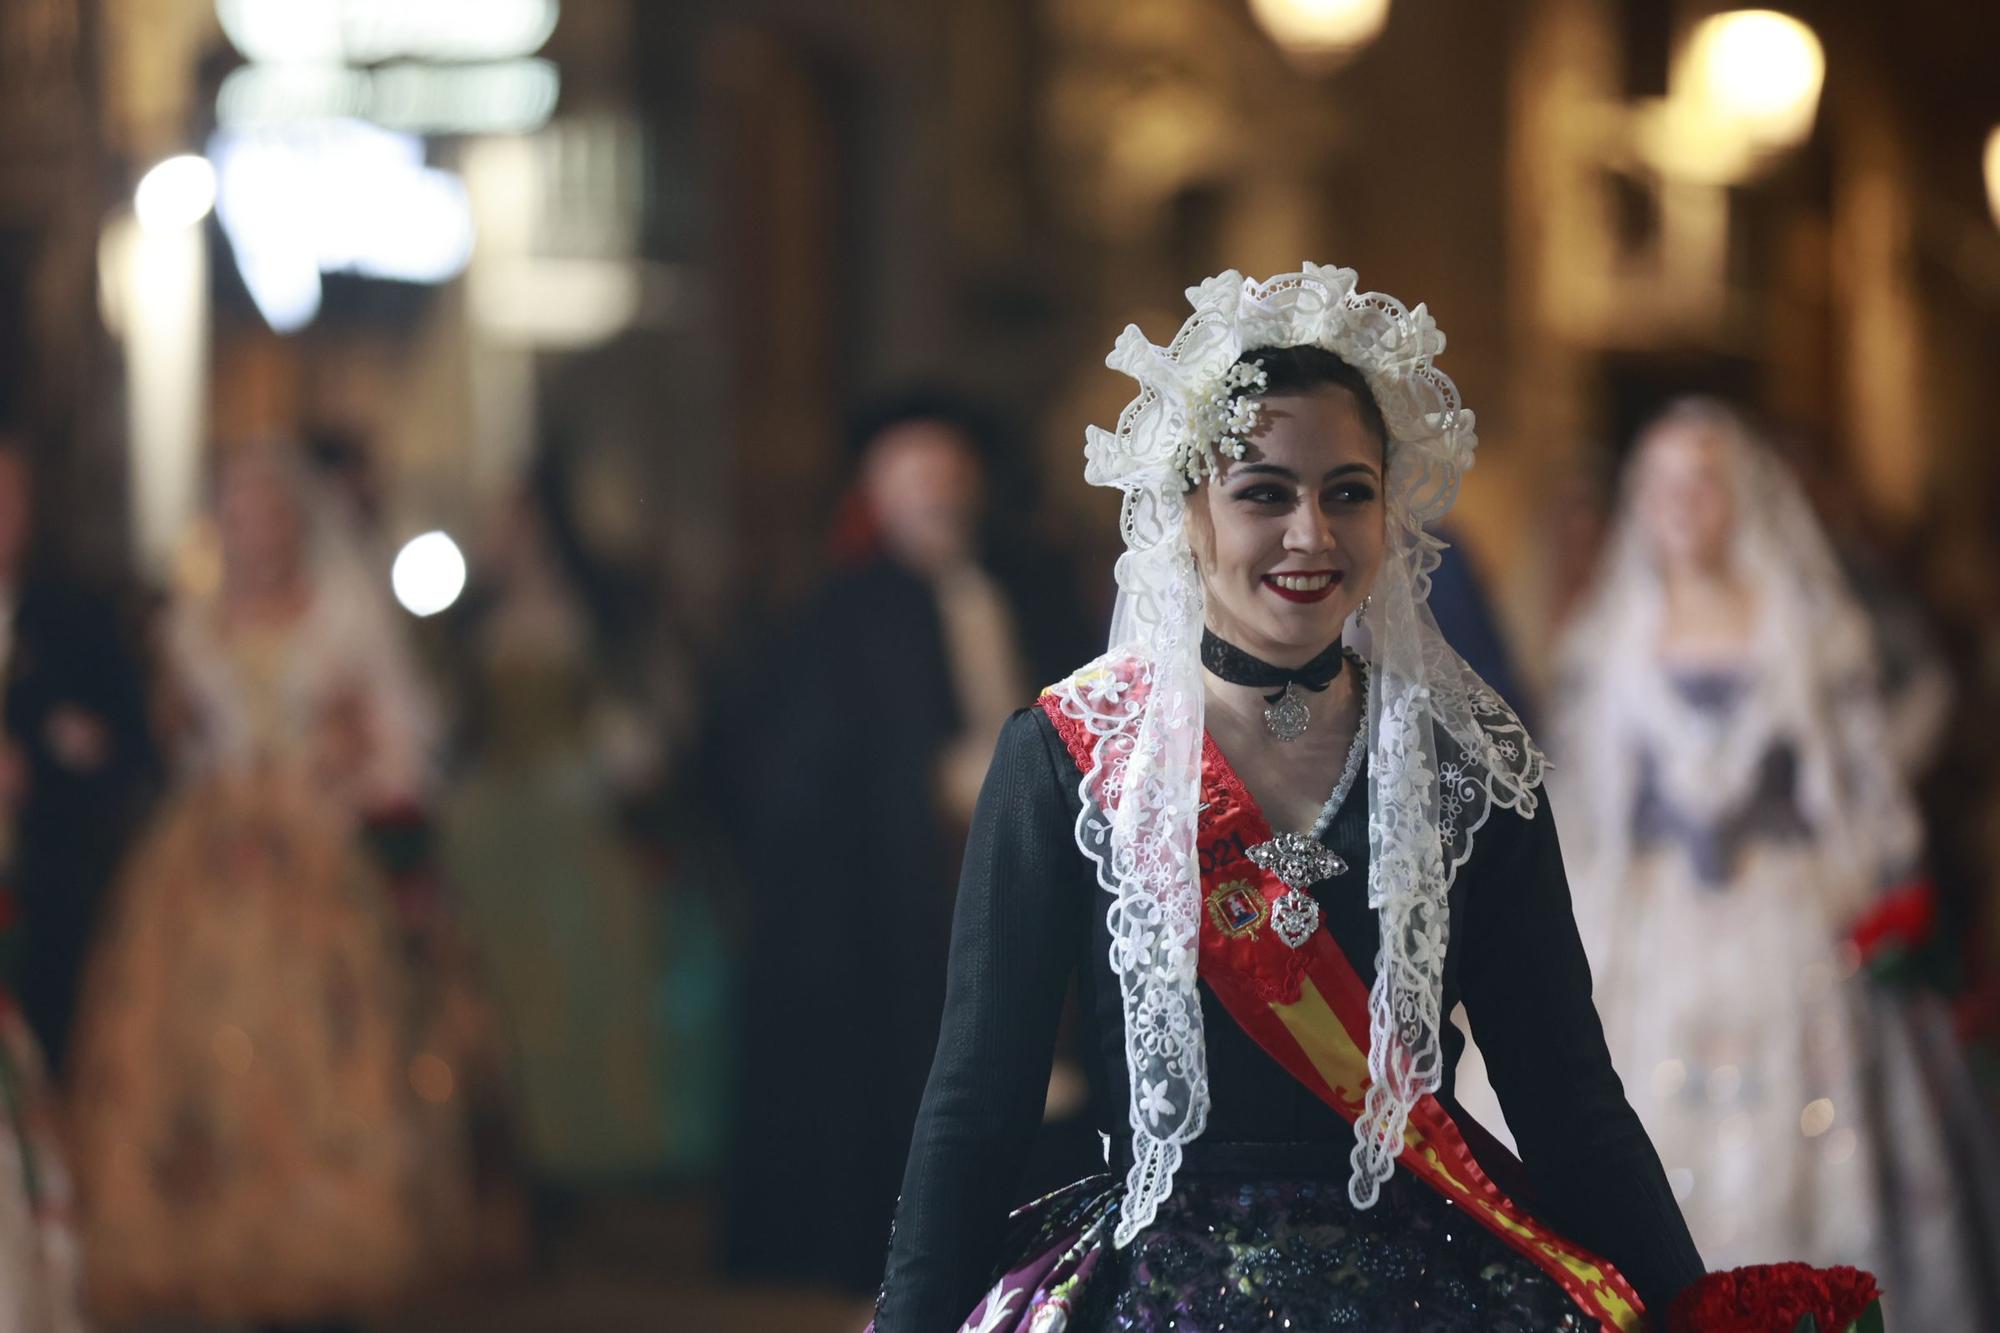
[1799,1299,1887,1333]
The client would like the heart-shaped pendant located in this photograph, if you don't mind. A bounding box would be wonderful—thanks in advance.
[1270,889,1321,950]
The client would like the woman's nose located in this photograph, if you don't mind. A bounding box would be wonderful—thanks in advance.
[1285,501,1335,554]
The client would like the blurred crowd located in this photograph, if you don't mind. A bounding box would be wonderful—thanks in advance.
[0,374,1996,1329]
[0,415,735,1329]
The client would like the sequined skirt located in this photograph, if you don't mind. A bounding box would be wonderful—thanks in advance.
[909,1149,1593,1332]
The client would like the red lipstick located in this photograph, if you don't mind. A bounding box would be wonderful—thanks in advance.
[1260,570,1342,604]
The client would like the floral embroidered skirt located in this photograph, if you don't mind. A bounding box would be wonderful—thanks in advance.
[893,1164,1594,1332]
[69,776,521,1322]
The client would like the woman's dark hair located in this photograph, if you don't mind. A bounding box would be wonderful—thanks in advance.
[844,386,1002,470]
[1235,345,1389,447]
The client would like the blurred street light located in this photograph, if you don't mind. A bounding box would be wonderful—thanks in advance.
[134,155,217,232]
[211,120,476,333]
[391,530,467,617]
[1638,9,1825,185]
[216,0,557,65]
[1681,10,1824,153]
[1248,0,1389,66]
[217,59,559,136]
[1984,125,2000,229]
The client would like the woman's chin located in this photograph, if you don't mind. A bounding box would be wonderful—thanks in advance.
[1249,608,1348,656]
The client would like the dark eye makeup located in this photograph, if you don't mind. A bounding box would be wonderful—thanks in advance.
[1229,482,1377,508]
[1232,485,1293,506]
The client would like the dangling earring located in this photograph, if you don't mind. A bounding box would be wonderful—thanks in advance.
[1355,594,1373,618]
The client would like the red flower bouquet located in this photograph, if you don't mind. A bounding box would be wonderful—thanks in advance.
[1850,879,1937,967]
[1668,1264,1884,1332]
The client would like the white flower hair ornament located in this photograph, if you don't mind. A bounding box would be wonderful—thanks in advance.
[1088,262,1471,508]
[1048,264,1543,1246]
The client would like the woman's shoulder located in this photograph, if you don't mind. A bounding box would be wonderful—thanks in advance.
[1025,651,1151,782]
[977,707,1087,838]
[1040,650,1146,704]
[998,701,1073,776]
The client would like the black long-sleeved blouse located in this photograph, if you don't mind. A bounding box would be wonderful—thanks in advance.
[875,706,1705,1331]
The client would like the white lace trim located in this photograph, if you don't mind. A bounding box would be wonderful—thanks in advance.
[1062,264,1545,1237]
[1309,654,1370,840]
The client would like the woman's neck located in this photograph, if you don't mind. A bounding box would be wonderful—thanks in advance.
[1201,660,1362,835]
[1201,667,1275,736]
[1205,624,1328,673]
[223,570,311,630]
[1658,566,1757,662]
[1198,626,1348,726]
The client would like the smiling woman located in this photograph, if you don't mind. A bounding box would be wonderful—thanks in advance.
[1190,358,1386,667]
[869,265,1715,1333]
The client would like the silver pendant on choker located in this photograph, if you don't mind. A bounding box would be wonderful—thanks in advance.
[1246,832,1347,949]
[1263,682,1311,742]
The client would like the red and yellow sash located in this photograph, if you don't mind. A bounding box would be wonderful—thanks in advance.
[1039,684,1646,1333]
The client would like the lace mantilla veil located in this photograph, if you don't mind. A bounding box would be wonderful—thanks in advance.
[1043,264,1544,1246]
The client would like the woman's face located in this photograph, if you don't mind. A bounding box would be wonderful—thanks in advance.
[862,420,983,574]
[1194,388,1385,665]
[217,456,305,581]
[1639,423,1737,575]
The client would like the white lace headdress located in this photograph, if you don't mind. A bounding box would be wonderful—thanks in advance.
[1045,263,1543,1245]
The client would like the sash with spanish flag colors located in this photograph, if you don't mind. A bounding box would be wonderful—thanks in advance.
[1038,681,1647,1333]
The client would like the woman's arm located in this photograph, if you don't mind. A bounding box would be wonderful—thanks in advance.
[1458,795,1706,1316]
[873,708,1089,1332]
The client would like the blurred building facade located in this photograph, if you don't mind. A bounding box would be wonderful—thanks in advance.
[0,3,1995,1326]
[0,0,1992,663]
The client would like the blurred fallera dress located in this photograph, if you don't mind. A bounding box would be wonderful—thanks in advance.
[441,555,675,1181]
[70,561,515,1322]
[1458,429,2000,1331]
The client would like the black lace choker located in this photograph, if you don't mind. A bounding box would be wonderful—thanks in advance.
[1200,630,1345,742]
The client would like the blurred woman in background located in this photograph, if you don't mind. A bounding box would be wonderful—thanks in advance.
[1554,400,1997,1329]
[69,444,512,1329]
[442,485,672,1185]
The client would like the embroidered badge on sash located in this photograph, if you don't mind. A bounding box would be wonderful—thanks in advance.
[1206,879,1266,938]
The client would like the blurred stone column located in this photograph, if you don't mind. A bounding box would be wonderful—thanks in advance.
[705,26,837,612]
[0,0,120,574]
[1829,71,1930,527]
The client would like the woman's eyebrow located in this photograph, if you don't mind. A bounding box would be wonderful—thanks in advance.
[1232,462,1380,481]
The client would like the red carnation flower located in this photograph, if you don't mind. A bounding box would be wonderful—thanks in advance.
[1668,1263,1882,1332]
[1850,878,1937,963]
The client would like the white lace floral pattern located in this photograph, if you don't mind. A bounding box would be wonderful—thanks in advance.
[1055,264,1545,1238]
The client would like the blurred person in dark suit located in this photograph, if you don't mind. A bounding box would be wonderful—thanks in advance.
[719,390,1092,1294]
[0,428,158,1075]
[1425,523,1531,725]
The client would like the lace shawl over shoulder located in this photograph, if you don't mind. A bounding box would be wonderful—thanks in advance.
[1055,263,1544,1244]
